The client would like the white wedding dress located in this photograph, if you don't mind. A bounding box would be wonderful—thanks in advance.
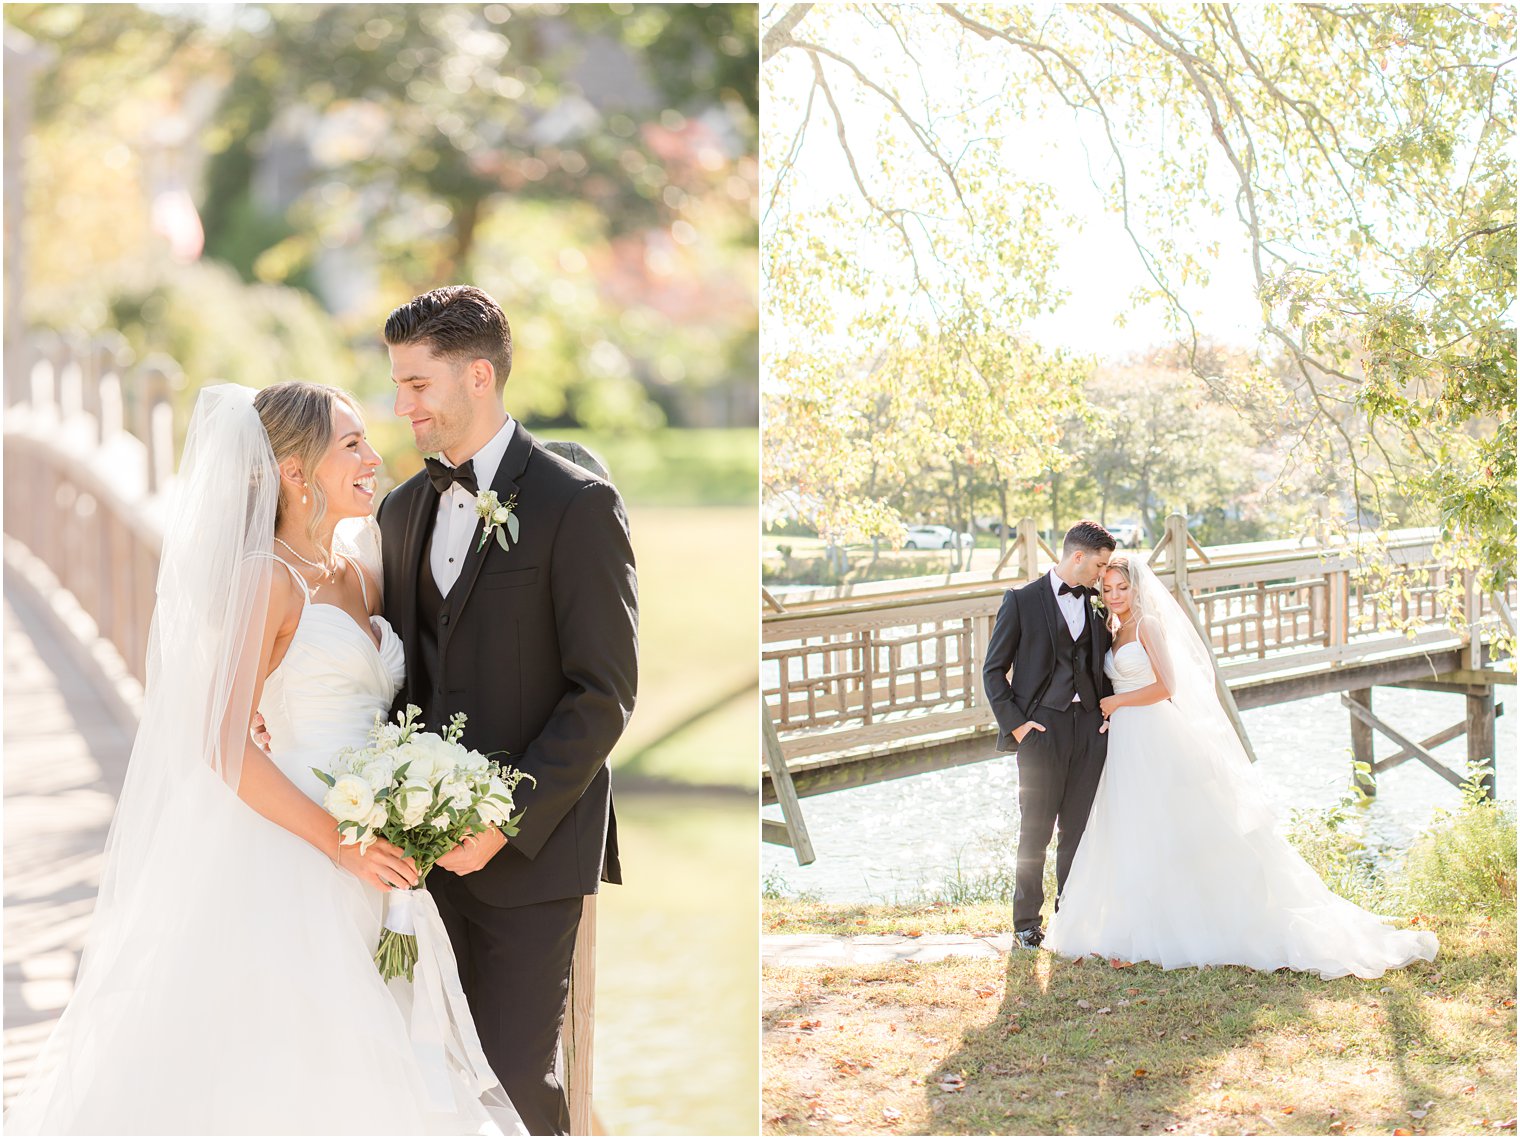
[1044,638,1439,979]
[6,555,523,1135]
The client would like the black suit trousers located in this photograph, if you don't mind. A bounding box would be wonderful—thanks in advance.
[1013,702,1107,932]
[430,873,583,1136]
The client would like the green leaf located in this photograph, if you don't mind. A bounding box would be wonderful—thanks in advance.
[496,525,510,552]
[505,512,520,543]
[311,768,337,788]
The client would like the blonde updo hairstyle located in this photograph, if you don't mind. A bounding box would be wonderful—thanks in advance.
[1103,552,1140,635]
[254,381,364,562]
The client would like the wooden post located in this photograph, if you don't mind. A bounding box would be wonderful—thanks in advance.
[1467,688,1497,800]
[1016,516,1039,581]
[763,700,816,864]
[1348,688,1376,799]
[565,895,596,1135]
[138,356,178,495]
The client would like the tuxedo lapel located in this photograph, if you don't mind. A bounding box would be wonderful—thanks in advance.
[1037,574,1063,657]
[444,423,535,629]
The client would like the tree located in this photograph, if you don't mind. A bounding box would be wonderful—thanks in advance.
[763,4,1515,584]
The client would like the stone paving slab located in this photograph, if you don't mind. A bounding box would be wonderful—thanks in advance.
[763,933,1015,966]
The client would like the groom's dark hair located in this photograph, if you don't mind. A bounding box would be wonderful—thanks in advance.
[1063,520,1116,556]
[384,285,513,393]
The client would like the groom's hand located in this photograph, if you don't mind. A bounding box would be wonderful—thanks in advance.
[250,712,272,753]
[436,827,506,875]
[1011,720,1046,744]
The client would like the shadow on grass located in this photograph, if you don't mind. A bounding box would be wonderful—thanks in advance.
[931,917,1508,1135]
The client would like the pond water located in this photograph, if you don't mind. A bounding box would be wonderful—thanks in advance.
[595,790,757,1135]
[761,687,1515,902]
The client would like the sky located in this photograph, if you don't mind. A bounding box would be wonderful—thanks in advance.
[762,6,1303,360]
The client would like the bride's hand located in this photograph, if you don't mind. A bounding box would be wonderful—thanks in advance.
[1099,694,1123,717]
[337,837,420,892]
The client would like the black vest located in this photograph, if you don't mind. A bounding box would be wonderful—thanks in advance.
[1040,600,1098,711]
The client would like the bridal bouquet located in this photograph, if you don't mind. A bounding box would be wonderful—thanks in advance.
[312,705,534,981]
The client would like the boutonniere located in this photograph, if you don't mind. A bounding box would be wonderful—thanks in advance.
[473,489,520,553]
[1089,592,1107,617]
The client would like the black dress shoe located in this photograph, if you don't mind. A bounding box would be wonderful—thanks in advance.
[1014,928,1045,950]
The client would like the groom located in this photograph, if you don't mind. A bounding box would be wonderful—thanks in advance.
[376,285,638,1135]
[982,520,1115,949]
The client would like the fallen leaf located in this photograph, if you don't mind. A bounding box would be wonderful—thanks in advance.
[1410,1110,1428,1120]
[1053,1091,1069,1099]
[936,1074,966,1093]
[1463,1086,1478,1095]
[835,1060,860,1076]
[882,1107,902,1122]
[831,1115,854,1125]
[1110,958,1135,969]
[1503,999,1516,1009]
[1076,999,1093,1010]
[974,985,998,999]
[1133,1068,1148,1078]
[1283,1107,1295,1115]
[1328,1121,1347,1134]
[1098,1007,1113,1015]
[905,930,923,938]
[1126,987,1142,995]
[800,1019,822,1031]
[1395,1129,1413,1135]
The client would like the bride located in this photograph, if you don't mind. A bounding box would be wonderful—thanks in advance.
[1044,553,1439,979]
[6,382,524,1134]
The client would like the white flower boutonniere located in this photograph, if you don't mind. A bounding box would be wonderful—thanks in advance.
[474,489,521,553]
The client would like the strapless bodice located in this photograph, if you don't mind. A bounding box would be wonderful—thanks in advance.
[259,603,406,802]
[1104,640,1156,694]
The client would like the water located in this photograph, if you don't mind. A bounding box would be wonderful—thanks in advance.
[595,790,758,1135]
[761,687,1516,902]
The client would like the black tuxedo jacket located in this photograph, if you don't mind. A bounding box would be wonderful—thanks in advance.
[376,425,637,908]
[982,575,1112,753]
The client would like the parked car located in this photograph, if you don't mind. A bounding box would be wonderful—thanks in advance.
[904,525,975,550]
[1105,520,1146,548]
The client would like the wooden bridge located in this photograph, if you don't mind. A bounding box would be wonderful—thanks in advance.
[1,332,598,1130]
[763,516,1516,864]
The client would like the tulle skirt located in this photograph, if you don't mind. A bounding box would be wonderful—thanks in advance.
[6,762,521,1135]
[1044,699,1439,979]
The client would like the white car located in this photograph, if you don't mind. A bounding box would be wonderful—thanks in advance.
[904,525,974,550]
[1106,521,1146,548]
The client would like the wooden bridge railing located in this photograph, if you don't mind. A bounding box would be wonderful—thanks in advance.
[3,330,601,1132]
[763,516,1516,774]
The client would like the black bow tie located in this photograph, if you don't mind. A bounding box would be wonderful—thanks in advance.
[1058,581,1088,597]
[424,456,478,496]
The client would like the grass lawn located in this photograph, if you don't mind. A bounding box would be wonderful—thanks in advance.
[613,504,757,789]
[762,908,1516,1136]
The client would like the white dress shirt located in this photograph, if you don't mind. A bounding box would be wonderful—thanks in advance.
[429,416,516,595]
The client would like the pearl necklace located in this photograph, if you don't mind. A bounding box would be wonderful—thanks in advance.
[275,537,340,579]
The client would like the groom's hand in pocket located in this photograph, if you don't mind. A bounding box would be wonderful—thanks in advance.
[1012,720,1046,745]
[436,827,506,875]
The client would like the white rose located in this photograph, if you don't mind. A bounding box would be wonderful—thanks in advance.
[395,741,439,784]
[460,750,491,775]
[324,775,375,823]
[358,756,397,793]
[429,812,451,830]
[394,778,435,829]
[375,723,403,749]
[492,506,510,524]
[365,803,389,830]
